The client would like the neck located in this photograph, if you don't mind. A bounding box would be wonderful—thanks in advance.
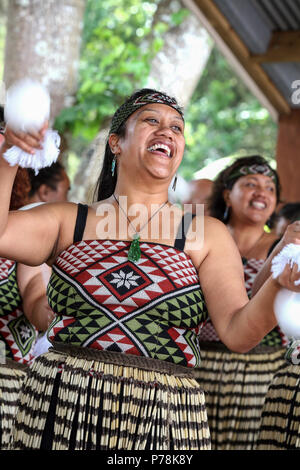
[27,194,42,204]
[113,182,169,208]
[227,221,266,257]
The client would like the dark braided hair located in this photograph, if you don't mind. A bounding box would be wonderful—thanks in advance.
[208,155,281,224]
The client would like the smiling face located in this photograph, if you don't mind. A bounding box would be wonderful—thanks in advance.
[109,103,185,187]
[224,173,277,225]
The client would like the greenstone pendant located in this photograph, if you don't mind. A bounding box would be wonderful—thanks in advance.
[128,234,141,263]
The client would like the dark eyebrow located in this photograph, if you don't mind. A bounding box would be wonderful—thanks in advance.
[137,107,184,122]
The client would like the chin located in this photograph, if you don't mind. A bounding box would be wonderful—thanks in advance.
[148,170,171,180]
[250,216,269,225]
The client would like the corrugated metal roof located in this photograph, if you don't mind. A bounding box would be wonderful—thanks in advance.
[213,0,300,107]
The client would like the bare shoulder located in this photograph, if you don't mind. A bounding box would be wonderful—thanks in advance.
[185,215,233,268]
[203,215,229,235]
[201,215,234,246]
[0,201,81,266]
[26,202,78,265]
[23,200,79,231]
[41,201,82,261]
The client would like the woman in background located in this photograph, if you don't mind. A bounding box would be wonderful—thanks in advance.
[194,155,287,450]
[0,167,53,449]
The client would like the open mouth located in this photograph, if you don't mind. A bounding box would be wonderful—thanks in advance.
[250,200,267,210]
[147,143,172,158]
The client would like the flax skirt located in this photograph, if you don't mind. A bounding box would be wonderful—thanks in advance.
[257,364,300,449]
[193,343,286,450]
[12,344,211,450]
[0,361,28,450]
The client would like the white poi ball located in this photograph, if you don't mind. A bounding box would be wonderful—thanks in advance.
[274,288,300,339]
[4,78,50,133]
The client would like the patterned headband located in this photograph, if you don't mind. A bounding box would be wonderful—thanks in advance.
[109,91,184,134]
[226,163,278,185]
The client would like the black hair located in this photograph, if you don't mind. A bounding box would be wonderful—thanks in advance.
[27,161,66,197]
[277,202,300,223]
[93,87,182,202]
[208,155,281,224]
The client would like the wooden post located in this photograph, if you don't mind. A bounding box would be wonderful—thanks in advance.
[276,109,300,203]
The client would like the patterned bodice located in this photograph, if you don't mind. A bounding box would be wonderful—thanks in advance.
[47,239,209,368]
[199,257,287,347]
[0,258,37,364]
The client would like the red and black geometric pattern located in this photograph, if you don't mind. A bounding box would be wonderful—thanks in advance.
[47,240,208,367]
[0,258,37,364]
[243,258,264,297]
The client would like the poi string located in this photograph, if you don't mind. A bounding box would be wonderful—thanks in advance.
[2,78,60,174]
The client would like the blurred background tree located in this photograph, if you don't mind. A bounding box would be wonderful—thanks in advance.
[182,47,277,179]
[58,0,212,202]
[0,0,277,200]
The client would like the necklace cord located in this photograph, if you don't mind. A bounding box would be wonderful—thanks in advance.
[113,194,168,239]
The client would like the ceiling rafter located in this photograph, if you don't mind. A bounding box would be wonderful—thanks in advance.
[251,30,300,63]
[190,0,291,115]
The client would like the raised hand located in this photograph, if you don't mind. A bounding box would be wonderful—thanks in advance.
[276,260,300,293]
[279,220,300,247]
[3,122,48,155]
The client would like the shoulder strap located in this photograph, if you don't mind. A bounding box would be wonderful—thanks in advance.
[174,212,196,251]
[73,203,89,243]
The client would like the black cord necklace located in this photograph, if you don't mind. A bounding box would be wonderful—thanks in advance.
[113,194,168,263]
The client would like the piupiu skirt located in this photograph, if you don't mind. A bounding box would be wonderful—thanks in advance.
[12,343,211,450]
[257,364,300,449]
[193,342,286,450]
[0,360,28,450]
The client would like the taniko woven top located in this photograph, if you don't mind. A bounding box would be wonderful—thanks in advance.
[47,204,209,368]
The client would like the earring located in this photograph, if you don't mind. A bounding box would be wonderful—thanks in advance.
[172,174,177,191]
[111,155,117,176]
[223,206,229,221]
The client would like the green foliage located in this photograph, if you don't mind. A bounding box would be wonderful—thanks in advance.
[55,0,184,143]
[55,0,277,184]
[181,47,277,179]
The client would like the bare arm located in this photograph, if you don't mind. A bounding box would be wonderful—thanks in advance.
[197,218,300,353]
[0,126,75,265]
[17,263,54,331]
[251,221,300,296]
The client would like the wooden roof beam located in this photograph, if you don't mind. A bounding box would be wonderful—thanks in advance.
[184,0,291,117]
[251,31,300,63]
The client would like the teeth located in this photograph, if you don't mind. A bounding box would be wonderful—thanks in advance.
[147,143,171,157]
[251,201,266,209]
